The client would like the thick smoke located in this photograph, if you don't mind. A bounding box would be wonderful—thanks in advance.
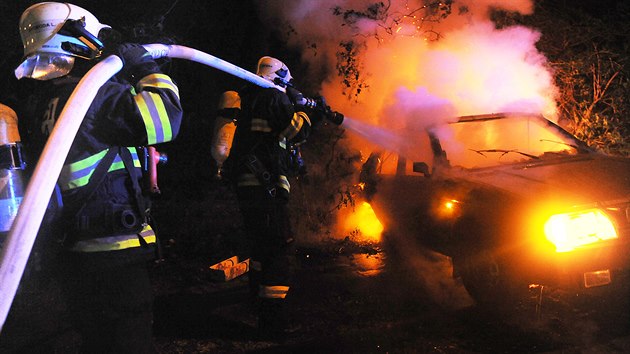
[256,0,557,158]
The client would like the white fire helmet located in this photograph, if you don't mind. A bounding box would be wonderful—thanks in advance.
[14,2,111,81]
[256,56,293,87]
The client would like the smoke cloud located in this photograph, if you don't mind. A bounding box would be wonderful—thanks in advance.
[256,0,557,157]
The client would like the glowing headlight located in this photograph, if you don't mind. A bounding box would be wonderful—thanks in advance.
[436,198,460,219]
[544,208,618,252]
[444,200,457,210]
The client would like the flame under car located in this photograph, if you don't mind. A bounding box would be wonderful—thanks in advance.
[360,112,630,306]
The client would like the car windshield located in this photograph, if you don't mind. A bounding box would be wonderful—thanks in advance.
[436,114,581,169]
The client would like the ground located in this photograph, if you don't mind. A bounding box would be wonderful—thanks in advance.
[2,233,630,353]
[148,239,630,354]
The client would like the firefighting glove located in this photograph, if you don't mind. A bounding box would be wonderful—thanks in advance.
[312,95,343,125]
[307,95,331,127]
[115,43,161,86]
[286,87,317,109]
[314,96,328,113]
[286,86,303,106]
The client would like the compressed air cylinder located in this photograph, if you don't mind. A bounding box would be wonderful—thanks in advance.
[0,104,26,240]
[211,91,240,178]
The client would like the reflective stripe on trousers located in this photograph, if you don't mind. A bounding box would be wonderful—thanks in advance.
[70,224,156,252]
[237,173,290,193]
[259,285,290,299]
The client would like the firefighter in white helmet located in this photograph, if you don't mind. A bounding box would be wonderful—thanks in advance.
[9,2,183,352]
[225,55,327,340]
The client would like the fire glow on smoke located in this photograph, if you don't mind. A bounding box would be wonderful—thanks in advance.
[258,0,556,241]
[258,0,556,144]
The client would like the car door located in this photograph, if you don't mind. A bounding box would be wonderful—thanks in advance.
[360,129,452,250]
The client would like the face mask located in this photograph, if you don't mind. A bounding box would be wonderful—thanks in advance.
[15,53,75,80]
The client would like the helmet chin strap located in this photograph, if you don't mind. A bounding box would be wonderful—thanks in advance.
[272,83,287,93]
[273,77,290,88]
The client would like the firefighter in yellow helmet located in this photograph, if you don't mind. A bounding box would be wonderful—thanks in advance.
[10,2,182,352]
[0,103,25,240]
[224,55,326,340]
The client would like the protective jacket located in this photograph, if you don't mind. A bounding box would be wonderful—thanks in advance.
[230,85,311,197]
[21,60,182,253]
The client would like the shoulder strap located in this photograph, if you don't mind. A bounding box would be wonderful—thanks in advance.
[119,147,148,220]
[63,146,120,220]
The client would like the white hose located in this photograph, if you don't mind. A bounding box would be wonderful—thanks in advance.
[143,44,280,90]
[0,56,123,332]
[0,45,278,332]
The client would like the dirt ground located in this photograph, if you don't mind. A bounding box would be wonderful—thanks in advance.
[148,240,630,354]
[2,235,630,353]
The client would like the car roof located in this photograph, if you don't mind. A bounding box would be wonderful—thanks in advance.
[455,112,543,123]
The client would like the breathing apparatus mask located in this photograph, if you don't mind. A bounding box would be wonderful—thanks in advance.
[15,53,76,81]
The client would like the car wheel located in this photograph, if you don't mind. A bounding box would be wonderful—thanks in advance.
[453,247,517,309]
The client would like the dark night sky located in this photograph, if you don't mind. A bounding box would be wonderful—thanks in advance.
[1,0,279,102]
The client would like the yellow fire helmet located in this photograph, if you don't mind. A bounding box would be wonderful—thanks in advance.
[0,103,20,144]
[256,56,293,87]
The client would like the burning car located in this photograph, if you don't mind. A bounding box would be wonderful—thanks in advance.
[360,112,630,306]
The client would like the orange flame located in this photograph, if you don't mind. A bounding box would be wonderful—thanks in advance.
[342,201,384,242]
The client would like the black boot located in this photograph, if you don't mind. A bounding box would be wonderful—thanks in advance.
[248,269,262,309]
[257,298,299,341]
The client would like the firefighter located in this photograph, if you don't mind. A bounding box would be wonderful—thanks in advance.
[12,2,182,352]
[0,103,25,242]
[227,56,321,340]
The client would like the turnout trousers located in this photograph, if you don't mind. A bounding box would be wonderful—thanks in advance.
[236,186,295,331]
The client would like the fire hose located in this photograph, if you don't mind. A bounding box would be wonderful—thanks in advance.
[0,44,286,332]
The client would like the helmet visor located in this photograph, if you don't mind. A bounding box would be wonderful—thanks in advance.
[15,53,75,80]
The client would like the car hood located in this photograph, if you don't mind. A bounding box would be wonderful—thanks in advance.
[457,153,630,205]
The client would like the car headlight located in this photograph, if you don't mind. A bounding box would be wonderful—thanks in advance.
[435,198,461,219]
[544,208,618,252]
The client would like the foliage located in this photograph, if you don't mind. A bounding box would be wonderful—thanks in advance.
[328,1,630,155]
[507,1,630,156]
[336,40,370,101]
[289,122,364,244]
[554,49,629,156]
[331,0,452,40]
[330,1,453,101]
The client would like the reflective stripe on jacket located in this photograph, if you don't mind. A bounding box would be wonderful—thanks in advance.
[230,86,311,195]
[237,172,290,193]
[133,73,180,145]
[59,147,141,191]
[21,65,183,250]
